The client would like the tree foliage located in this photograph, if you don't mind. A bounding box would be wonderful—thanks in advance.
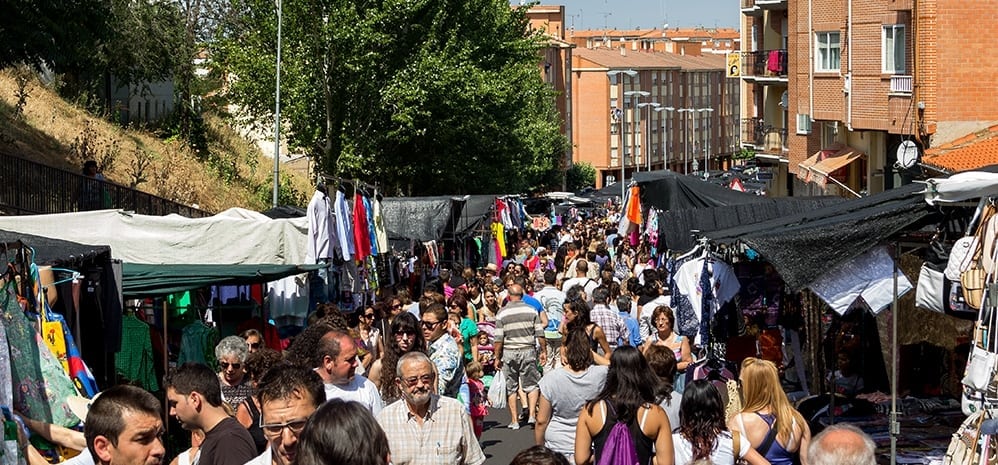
[215,0,567,195]
[566,162,597,192]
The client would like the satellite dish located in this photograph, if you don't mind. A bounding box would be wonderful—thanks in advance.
[895,140,919,169]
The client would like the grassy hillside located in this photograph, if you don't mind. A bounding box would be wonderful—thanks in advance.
[0,67,309,213]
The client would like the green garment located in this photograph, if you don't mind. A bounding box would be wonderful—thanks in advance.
[459,317,479,364]
[115,314,160,391]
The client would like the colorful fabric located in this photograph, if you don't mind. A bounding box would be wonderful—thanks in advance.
[2,289,80,427]
[625,186,642,225]
[353,193,372,261]
[178,321,219,368]
[428,334,462,397]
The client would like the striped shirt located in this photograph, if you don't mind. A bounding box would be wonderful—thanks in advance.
[495,300,543,350]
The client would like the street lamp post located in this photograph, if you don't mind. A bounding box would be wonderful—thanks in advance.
[272,0,282,208]
[607,69,637,201]
[697,108,714,176]
[625,91,650,172]
[655,106,675,171]
[677,109,694,174]
[637,101,660,171]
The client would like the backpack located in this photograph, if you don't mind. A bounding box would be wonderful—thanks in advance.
[597,401,646,465]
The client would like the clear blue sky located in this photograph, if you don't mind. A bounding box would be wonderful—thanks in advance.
[512,0,740,31]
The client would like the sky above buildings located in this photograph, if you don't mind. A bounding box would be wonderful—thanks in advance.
[513,0,740,30]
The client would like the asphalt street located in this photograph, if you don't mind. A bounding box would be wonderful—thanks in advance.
[480,406,544,464]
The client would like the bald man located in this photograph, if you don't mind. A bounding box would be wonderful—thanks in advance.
[807,423,876,465]
[494,283,546,429]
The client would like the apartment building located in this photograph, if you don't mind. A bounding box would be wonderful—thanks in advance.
[748,0,998,198]
[525,5,575,173]
[570,27,740,57]
[572,48,737,187]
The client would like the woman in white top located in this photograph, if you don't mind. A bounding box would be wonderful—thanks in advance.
[673,380,769,465]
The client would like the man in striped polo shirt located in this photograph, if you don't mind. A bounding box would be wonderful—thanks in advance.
[494,283,547,430]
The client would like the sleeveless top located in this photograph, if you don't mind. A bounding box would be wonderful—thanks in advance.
[585,324,600,352]
[741,412,801,465]
[243,398,268,454]
[592,401,654,465]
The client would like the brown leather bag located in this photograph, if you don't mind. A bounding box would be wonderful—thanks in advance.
[961,205,998,309]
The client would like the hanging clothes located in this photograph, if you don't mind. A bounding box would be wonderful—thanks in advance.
[306,189,335,262]
[353,193,372,262]
[363,196,379,257]
[334,190,355,260]
[267,276,308,327]
[178,320,219,368]
[115,313,159,391]
[372,198,390,253]
[673,256,740,345]
[491,223,507,259]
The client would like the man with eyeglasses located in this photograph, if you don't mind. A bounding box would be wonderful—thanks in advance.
[243,364,324,465]
[377,352,484,465]
[314,330,383,414]
[165,363,256,465]
[420,303,463,398]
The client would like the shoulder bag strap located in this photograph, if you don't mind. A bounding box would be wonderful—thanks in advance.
[732,430,741,463]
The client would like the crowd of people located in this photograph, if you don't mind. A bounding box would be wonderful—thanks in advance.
[20,209,885,465]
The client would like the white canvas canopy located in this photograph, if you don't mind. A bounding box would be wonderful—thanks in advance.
[0,208,308,265]
[921,171,998,205]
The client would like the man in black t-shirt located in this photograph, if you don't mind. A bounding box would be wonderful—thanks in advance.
[165,363,256,465]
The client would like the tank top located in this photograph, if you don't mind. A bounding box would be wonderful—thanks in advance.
[753,413,801,465]
[243,399,267,454]
[591,401,654,465]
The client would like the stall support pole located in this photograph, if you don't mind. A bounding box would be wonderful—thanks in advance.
[163,300,170,436]
[890,241,899,465]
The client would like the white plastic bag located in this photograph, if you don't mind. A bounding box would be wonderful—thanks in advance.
[488,370,507,409]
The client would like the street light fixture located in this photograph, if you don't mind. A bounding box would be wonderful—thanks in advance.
[697,108,714,177]
[654,106,675,171]
[637,101,660,172]
[272,0,283,208]
[607,69,637,201]
[625,90,650,174]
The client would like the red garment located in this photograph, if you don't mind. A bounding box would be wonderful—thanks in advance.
[352,193,371,261]
[236,318,283,351]
[767,50,782,74]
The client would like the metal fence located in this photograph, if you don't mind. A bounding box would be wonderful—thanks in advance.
[0,151,210,217]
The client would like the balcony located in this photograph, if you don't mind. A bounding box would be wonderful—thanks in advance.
[741,0,786,15]
[890,75,913,95]
[740,50,788,83]
[741,117,787,153]
[741,0,763,16]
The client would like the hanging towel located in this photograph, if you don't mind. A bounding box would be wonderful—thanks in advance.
[767,50,782,74]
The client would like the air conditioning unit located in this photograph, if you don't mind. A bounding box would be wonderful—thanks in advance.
[796,114,812,135]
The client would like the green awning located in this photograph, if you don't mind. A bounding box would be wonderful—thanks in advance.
[122,263,322,297]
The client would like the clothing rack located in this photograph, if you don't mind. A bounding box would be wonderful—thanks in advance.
[317,174,380,198]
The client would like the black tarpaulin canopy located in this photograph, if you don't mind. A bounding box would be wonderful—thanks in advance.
[633,170,773,211]
[121,263,322,297]
[454,195,497,238]
[706,183,931,291]
[658,196,848,251]
[0,230,111,266]
[381,196,462,241]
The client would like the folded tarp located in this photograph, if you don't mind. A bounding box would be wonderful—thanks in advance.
[707,183,930,291]
[122,263,321,297]
[0,230,111,266]
[659,196,847,251]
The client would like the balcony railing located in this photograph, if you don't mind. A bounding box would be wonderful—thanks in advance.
[890,75,913,94]
[741,0,756,7]
[0,151,210,217]
[741,117,787,152]
[740,50,788,79]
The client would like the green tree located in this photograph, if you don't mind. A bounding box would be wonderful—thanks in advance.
[566,162,596,192]
[215,0,566,195]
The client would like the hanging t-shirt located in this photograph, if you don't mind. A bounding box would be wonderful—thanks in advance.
[334,190,355,259]
[116,314,159,391]
[674,257,740,345]
[372,198,390,253]
[353,193,372,261]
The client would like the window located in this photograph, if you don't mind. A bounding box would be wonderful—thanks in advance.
[883,25,905,73]
[815,32,841,72]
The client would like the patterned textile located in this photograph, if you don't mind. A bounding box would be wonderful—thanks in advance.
[428,334,462,396]
[178,321,219,369]
[590,305,628,349]
[2,289,80,427]
[115,314,159,391]
[377,395,485,465]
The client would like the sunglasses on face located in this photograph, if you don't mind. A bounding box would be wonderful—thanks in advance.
[400,373,435,387]
[220,362,241,370]
[391,303,403,309]
[421,320,440,330]
[247,342,260,349]
[361,313,376,319]
[395,330,416,337]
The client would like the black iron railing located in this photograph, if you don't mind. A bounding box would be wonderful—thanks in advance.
[741,117,787,151]
[741,49,788,78]
[0,151,210,217]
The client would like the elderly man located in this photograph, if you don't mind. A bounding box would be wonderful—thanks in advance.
[377,352,484,465]
[314,330,383,413]
[84,385,165,465]
[243,364,324,465]
[807,423,876,465]
[165,363,256,465]
[494,283,546,429]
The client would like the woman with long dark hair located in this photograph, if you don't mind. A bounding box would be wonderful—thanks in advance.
[368,312,427,404]
[560,298,611,365]
[575,346,673,465]
[296,399,390,465]
[675,379,769,465]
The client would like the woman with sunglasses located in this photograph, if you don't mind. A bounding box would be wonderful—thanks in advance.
[215,335,253,411]
[368,312,428,404]
[354,303,382,372]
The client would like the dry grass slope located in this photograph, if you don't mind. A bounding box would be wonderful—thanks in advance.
[0,68,309,213]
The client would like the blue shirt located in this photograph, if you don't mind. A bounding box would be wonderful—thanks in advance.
[522,294,544,313]
[619,310,643,347]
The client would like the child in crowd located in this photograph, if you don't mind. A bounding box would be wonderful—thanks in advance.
[466,361,488,438]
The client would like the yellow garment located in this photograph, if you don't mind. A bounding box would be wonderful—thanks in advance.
[492,222,506,258]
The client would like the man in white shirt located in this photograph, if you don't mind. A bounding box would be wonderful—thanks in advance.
[244,365,324,465]
[561,260,598,303]
[315,330,383,415]
[533,270,566,372]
